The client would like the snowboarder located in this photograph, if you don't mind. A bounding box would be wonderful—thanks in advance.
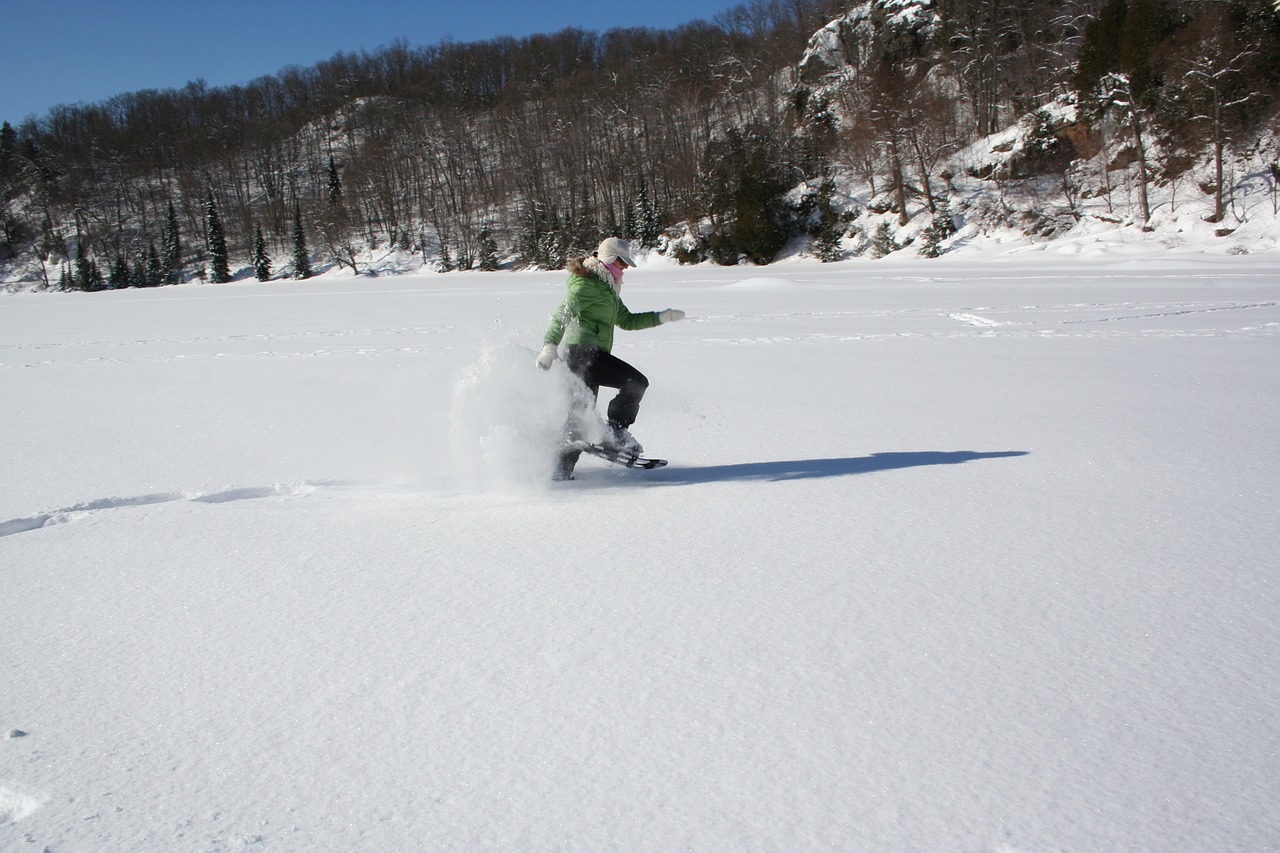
[535,236,685,480]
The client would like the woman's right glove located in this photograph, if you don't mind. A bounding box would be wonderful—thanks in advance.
[659,309,686,323]
[535,343,560,370]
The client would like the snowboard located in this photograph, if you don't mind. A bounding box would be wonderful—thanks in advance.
[572,440,668,470]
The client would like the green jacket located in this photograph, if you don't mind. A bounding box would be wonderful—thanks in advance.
[543,257,661,353]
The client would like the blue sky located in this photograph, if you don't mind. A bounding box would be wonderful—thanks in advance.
[1,0,751,124]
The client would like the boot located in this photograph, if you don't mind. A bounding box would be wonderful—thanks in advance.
[603,421,643,455]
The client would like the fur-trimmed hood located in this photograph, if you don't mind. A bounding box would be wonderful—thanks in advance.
[568,255,622,294]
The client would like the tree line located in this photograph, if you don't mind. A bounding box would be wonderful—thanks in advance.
[1,0,1277,289]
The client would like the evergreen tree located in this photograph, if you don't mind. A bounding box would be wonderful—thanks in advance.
[1076,0,1183,104]
[0,121,21,261]
[1016,108,1069,177]
[162,202,182,284]
[291,206,312,279]
[146,242,162,286]
[519,202,568,269]
[477,230,500,271]
[0,121,14,170]
[918,201,957,258]
[1271,163,1280,216]
[253,226,272,281]
[453,240,473,271]
[567,185,598,256]
[808,178,845,262]
[205,191,231,283]
[321,156,359,273]
[702,125,800,265]
[813,217,844,262]
[1076,0,1130,99]
[109,254,131,288]
[86,257,105,291]
[438,244,455,273]
[539,231,567,270]
[633,183,661,249]
[326,156,343,208]
[1116,0,1168,100]
[870,222,902,258]
[622,197,639,243]
[73,243,92,291]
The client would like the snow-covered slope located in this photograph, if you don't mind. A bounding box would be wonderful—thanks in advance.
[2,251,1278,850]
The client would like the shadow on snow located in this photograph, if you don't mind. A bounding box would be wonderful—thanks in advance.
[648,450,1029,485]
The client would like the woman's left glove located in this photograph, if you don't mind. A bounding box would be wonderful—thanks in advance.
[535,343,560,370]
[659,309,686,323]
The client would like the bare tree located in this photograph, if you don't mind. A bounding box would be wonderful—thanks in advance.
[1096,72,1153,227]
[1173,6,1263,225]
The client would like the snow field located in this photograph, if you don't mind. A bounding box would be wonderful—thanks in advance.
[2,256,1278,851]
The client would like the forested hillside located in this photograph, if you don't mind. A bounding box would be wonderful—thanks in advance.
[1,0,1278,290]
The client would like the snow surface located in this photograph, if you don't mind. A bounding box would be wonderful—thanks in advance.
[2,248,1279,851]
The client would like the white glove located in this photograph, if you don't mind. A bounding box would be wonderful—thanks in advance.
[535,343,560,371]
[659,309,686,324]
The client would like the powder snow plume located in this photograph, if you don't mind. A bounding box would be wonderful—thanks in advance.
[448,338,570,491]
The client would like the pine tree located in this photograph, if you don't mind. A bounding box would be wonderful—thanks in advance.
[632,183,661,249]
[162,202,182,284]
[477,230,500,271]
[253,226,272,281]
[0,121,14,168]
[1271,163,1280,216]
[810,178,845,262]
[622,193,639,243]
[870,223,902,258]
[292,206,312,279]
[1076,0,1129,100]
[73,243,92,291]
[454,240,473,271]
[703,125,798,264]
[917,203,957,258]
[109,254,131,289]
[86,258,105,291]
[519,201,570,269]
[543,232,567,269]
[205,191,231,283]
[327,156,343,208]
[1117,0,1165,100]
[146,242,162,286]
[0,121,20,262]
[1076,0,1181,105]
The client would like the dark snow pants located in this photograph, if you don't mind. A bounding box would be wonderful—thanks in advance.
[555,344,649,475]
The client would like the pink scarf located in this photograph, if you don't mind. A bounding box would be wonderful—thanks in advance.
[604,260,625,285]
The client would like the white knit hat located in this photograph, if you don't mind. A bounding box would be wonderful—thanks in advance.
[597,236,636,267]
